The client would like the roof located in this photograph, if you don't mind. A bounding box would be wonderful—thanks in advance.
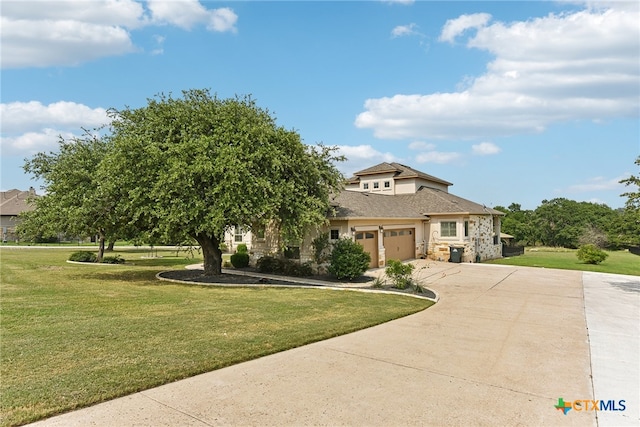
[0,188,38,216]
[330,186,503,219]
[346,162,453,186]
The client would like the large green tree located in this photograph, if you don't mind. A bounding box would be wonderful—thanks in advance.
[20,132,121,261]
[105,89,344,275]
[618,156,640,246]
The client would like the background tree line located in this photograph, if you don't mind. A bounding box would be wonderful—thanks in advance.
[495,178,639,250]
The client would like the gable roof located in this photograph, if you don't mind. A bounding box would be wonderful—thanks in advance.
[0,189,37,216]
[346,162,453,186]
[330,186,503,219]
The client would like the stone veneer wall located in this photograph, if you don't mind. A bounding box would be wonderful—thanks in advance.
[427,214,501,262]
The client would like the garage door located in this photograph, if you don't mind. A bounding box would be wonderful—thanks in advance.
[384,228,415,261]
[355,231,378,268]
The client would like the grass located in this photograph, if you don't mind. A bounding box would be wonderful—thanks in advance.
[0,248,432,427]
[485,247,640,276]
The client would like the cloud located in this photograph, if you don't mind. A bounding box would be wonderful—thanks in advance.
[439,13,491,43]
[0,101,109,155]
[1,0,238,69]
[391,23,421,38]
[408,141,436,151]
[336,144,398,176]
[355,4,640,141]
[147,1,237,32]
[382,0,415,5]
[565,175,627,193]
[415,151,461,164]
[472,142,501,155]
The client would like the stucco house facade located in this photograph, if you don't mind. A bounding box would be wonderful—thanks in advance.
[251,162,503,267]
[0,188,37,242]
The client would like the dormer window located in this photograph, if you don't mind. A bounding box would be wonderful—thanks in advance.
[384,181,390,188]
[373,182,379,189]
[363,183,369,190]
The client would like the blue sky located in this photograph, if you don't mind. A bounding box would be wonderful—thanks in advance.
[1,0,638,210]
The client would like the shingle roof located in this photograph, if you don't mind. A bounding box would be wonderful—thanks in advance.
[330,186,503,219]
[346,162,453,186]
[0,189,38,216]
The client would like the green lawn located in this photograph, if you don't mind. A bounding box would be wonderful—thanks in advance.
[0,248,433,427]
[485,247,640,276]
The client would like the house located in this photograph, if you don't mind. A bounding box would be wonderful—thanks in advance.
[0,188,37,242]
[251,162,504,267]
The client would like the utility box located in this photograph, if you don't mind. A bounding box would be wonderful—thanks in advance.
[449,246,464,263]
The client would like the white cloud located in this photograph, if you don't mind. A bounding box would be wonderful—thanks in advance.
[0,101,109,155]
[415,151,461,164]
[566,175,627,193]
[1,101,109,134]
[383,0,415,5]
[147,1,237,32]
[356,4,640,141]
[472,142,501,155]
[439,13,491,43]
[0,128,76,156]
[336,144,398,176]
[391,23,420,38]
[408,141,436,151]
[1,0,238,69]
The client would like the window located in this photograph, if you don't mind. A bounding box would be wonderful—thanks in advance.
[234,226,244,242]
[373,182,379,189]
[363,183,369,190]
[330,229,340,240]
[464,220,469,237]
[384,181,390,188]
[441,221,457,237]
[255,225,265,240]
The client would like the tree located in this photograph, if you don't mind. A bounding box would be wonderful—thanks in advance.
[105,89,344,275]
[620,156,640,211]
[20,132,122,262]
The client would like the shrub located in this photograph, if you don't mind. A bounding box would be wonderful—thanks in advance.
[69,251,97,263]
[385,259,415,289]
[102,255,125,264]
[230,253,250,268]
[236,243,248,254]
[257,256,285,273]
[576,244,608,264]
[283,261,314,277]
[328,238,371,280]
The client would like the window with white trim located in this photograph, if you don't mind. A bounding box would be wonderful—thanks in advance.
[234,226,244,242]
[330,229,340,240]
[373,182,379,189]
[441,221,457,237]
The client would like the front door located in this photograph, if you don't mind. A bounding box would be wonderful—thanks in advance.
[355,231,378,268]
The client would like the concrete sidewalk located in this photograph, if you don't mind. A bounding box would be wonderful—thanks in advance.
[28,262,637,426]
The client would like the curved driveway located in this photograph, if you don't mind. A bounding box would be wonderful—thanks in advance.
[29,262,639,426]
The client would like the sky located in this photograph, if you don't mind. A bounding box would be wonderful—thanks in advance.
[1,0,638,211]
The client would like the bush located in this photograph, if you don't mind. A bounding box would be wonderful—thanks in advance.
[230,252,250,268]
[102,255,125,264]
[69,251,97,263]
[219,242,228,253]
[328,238,371,280]
[576,244,609,264]
[257,256,285,273]
[385,259,415,289]
[236,243,248,254]
[256,256,313,277]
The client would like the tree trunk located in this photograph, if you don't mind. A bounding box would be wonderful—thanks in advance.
[97,232,106,263]
[106,241,115,252]
[194,233,222,276]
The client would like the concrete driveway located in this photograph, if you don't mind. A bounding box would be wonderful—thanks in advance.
[28,262,639,426]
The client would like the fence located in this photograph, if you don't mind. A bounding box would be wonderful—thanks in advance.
[502,245,525,257]
[629,246,640,256]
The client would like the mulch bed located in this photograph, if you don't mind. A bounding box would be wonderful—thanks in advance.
[158,270,306,286]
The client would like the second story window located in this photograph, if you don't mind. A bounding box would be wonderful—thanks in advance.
[384,181,390,188]
[373,182,379,189]
[363,183,369,190]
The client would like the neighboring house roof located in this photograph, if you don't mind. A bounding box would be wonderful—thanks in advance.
[0,188,37,216]
[346,162,453,187]
[331,186,503,219]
